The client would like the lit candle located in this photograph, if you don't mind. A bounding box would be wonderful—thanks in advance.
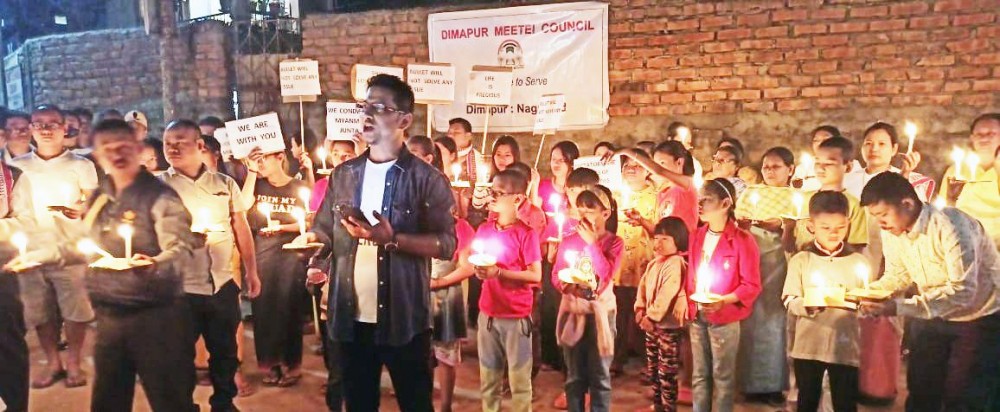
[799,152,815,178]
[292,207,307,236]
[933,196,947,210]
[693,174,704,190]
[298,187,311,207]
[77,239,114,259]
[451,163,462,184]
[951,147,966,181]
[555,211,566,241]
[565,249,579,268]
[11,232,27,258]
[193,207,211,232]
[904,121,918,155]
[469,239,497,267]
[258,202,276,230]
[475,155,490,186]
[316,146,329,171]
[855,262,870,290]
[472,239,484,256]
[61,184,76,206]
[696,265,712,295]
[620,185,632,210]
[792,191,805,218]
[548,194,562,213]
[117,224,134,260]
[748,190,761,221]
[676,126,691,146]
[966,152,980,181]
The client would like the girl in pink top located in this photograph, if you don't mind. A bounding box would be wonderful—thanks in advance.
[535,141,580,216]
[686,178,761,412]
[552,186,624,411]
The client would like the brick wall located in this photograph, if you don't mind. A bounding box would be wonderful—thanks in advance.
[302,0,999,178]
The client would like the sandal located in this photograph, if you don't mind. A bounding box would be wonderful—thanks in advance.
[31,369,67,389]
[277,370,301,388]
[261,367,282,387]
[236,372,257,397]
[65,372,88,388]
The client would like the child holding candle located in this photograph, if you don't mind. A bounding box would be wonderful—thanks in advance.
[782,191,867,412]
[309,139,356,213]
[242,148,311,387]
[533,141,579,218]
[733,147,797,405]
[616,141,698,233]
[634,217,690,412]
[686,178,761,412]
[552,185,624,411]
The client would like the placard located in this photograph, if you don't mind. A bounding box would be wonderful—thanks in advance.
[279,59,321,97]
[466,65,514,106]
[224,113,286,159]
[407,63,456,104]
[573,155,622,191]
[326,102,364,142]
[351,64,405,101]
[533,94,566,135]
[428,2,609,132]
[214,128,233,160]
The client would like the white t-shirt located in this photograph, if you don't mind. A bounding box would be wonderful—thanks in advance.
[10,150,99,231]
[701,230,722,266]
[354,158,396,323]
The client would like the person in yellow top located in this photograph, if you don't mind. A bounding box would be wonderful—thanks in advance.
[940,113,1000,249]
[785,136,868,253]
[613,152,658,375]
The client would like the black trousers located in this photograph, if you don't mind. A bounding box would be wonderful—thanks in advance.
[0,276,28,412]
[793,359,858,412]
[186,281,241,411]
[340,322,434,412]
[905,312,1000,412]
[320,318,344,412]
[91,301,197,412]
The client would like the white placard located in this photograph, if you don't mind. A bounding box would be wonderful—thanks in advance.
[407,63,456,104]
[466,66,514,106]
[326,102,364,142]
[428,2,609,132]
[533,94,566,135]
[573,155,622,191]
[224,113,286,159]
[351,64,405,101]
[279,59,321,97]
[214,128,233,160]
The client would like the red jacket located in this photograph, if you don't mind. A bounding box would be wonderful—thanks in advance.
[686,220,761,325]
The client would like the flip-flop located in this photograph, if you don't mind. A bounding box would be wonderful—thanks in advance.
[65,372,88,388]
[261,368,282,387]
[31,369,67,389]
[276,373,301,388]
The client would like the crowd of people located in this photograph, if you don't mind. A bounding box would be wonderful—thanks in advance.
[0,73,998,412]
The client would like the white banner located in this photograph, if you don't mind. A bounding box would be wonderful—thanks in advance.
[573,155,621,191]
[224,113,286,159]
[533,94,566,135]
[407,63,456,104]
[428,2,609,133]
[352,64,405,101]
[326,102,364,141]
[279,59,321,97]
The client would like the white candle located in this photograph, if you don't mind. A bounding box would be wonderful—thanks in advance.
[696,265,713,295]
[933,196,947,210]
[693,174,704,190]
[60,184,76,206]
[792,191,805,218]
[548,194,562,213]
[451,163,462,184]
[11,232,27,258]
[749,190,761,221]
[298,187,311,207]
[77,239,113,259]
[258,202,275,229]
[620,185,632,210]
[966,153,980,181]
[292,207,307,236]
[475,155,490,184]
[555,211,566,241]
[565,250,579,268]
[316,146,328,171]
[951,147,966,181]
[472,239,484,256]
[676,126,691,146]
[117,224,134,259]
[799,152,815,178]
[855,262,870,290]
[904,121,918,155]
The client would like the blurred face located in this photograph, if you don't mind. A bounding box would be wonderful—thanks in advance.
[760,154,793,187]
[4,117,31,146]
[697,187,732,221]
[710,149,738,178]
[130,123,148,141]
[163,128,205,171]
[447,123,472,150]
[652,233,679,256]
[812,129,835,153]
[139,146,160,171]
[258,152,285,177]
[64,115,81,145]
[862,130,898,170]
[199,124,218,137]
[566,186,585,210]
[807,212,849,249]
[30,110,67,149]
[653,151,684,175]
[487,179,524,216]
[330,142,355,168]
[577,204,610,229]
[201,148,221,171]
[94,132,142,177]
[622,158,650,186]
[549,148,571,179]
[594,145,613,158]
[971,118,1000,160]
[493,144,516,172]
[815,146,848,186]
[866,199,920,236]
[290,139,303,157]
[407,143,434,164]
[360,86,411,145]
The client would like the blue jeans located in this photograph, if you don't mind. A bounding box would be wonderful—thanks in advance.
[563,311,617,412]
[690,313,740,412]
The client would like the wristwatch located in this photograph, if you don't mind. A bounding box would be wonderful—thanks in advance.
[384,234,399,252]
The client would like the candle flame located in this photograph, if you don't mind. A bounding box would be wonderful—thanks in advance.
[471,239,484,255]
[799,152,814,168]
[792,191,805,216]
[966,152,980,181]
[298,187,312,205]
[693,175,704,190]
[855,263,870,287]
[749,190,761,206]
[117,224,134,238]
[565,250,579,267]
[933,197,947,210]
[554,212,566,226]
[450,163,462,179]
[676,126,691,144]
[810,271,826,287]
[77,239,113,258]
[904,121,918,139]
[292,207,306,221]
[548,194,562,208]
[11,232,27,251]
[316,146,328,161]
[696,265,713,294]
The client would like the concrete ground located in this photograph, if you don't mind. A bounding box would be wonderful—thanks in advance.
[25,323,906,411]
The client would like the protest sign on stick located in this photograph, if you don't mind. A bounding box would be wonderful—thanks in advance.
[467,65,514,153]
[408,63,456,137]
[225,113,286,159]
[280,59,322,149]
[326,102,364,142]
[214,128,233,160]
[532,94,566,168]
[351,64,406,101]
[573,155,622,191]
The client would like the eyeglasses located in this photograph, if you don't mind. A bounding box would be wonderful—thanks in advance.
[711,157,736,165]
[30,122,64,131]
[356,101,407,116]
[488,189,518,198]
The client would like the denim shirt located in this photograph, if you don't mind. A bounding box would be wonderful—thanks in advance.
[313,148,456,346]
